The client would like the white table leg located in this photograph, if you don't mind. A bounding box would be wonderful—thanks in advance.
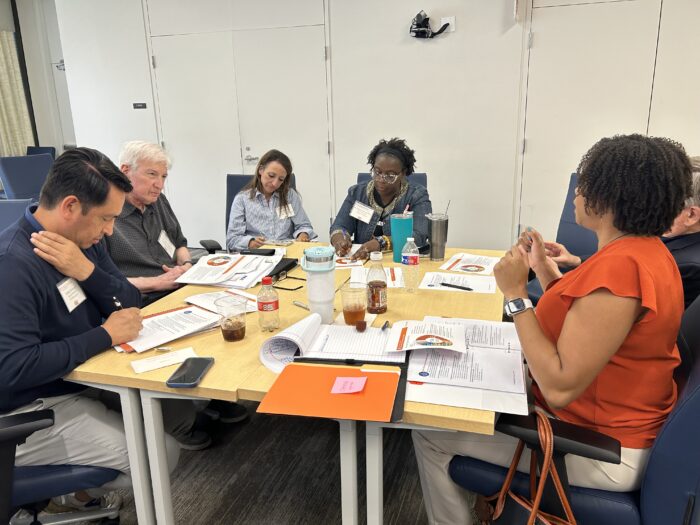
[140,390,175,525]
[70,381,156,525]
[366,422,384,525]
[337,419,358,525]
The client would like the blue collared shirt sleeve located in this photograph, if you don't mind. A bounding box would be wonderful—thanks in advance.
[227,192,255,251]
[288,189,316,240]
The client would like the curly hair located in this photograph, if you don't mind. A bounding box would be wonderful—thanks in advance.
[576,134,692,236]
[367,138,416,175]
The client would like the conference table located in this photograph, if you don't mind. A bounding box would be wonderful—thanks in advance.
[66,243,504,525]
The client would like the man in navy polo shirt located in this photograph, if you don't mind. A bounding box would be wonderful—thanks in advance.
[0,148,185,512]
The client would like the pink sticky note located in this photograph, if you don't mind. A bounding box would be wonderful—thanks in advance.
[331,376,367,394]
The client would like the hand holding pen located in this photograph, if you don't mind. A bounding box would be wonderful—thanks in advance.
[102,296,143,345]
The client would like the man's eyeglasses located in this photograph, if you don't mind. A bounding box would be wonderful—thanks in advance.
[272,271,306,291]
[371,168,401,184]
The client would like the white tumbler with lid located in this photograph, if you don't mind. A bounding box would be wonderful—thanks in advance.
[301,246,336,324]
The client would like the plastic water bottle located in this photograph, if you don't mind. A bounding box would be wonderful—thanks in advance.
[401,237,420,293]
[367,251,388,314]
[257,276,280,331]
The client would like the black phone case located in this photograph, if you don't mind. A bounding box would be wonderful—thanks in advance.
[166,357,215,388]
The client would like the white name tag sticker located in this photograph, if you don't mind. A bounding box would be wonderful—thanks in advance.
[158,230,176,259]
[278,204,295,220]
[349,201,374,224]
[56,277,87,313]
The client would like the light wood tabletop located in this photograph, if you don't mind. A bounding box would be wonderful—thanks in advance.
[67,243,505,435]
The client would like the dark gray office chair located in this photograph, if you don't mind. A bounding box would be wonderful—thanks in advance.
[200,173,297,254]
[0,199,32,233]
[526,173,598,305]
[0,155,53,201]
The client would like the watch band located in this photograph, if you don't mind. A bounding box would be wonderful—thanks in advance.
[504,297,534,317]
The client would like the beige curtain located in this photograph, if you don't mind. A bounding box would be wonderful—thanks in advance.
[0,31,34,157]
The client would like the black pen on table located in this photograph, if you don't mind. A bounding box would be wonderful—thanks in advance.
[440,282,473,292]
[381,320,390,331]
[112,296,123,310]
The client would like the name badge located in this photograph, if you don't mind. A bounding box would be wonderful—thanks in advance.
[56,277,87,313]
[278,204,295,220]
[349,201,375,224]
[158,230,176,259]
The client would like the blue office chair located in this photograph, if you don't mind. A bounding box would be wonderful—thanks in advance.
[0,199,31,233]
[1,410,120,524]
[357,172,427,189]
[449,295,700,525]
[200,173,297,254]
[527,173,598,304]
[26,147,56,160]
[0,154,53,201]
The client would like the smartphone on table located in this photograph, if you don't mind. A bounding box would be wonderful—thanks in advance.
[166,357,215,388]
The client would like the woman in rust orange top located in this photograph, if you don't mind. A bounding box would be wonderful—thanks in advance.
[412,134,693,525]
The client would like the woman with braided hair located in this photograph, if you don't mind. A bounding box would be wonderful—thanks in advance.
[330,138,432,260]
[412,134,692,524]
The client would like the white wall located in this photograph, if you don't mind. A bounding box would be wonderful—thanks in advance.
[54,0,157,163]
[0,0,13,32]
[32,0,700,251]
[330,1,524,249]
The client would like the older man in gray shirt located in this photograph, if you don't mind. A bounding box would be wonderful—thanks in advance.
[107,141,248,427]
[106,141,192,306]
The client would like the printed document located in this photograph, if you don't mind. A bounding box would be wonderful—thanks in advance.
[440,252,500,275]
[385,321,468,354]
[116,306,221,353]
[419,272,497,294]
[175,254,246,285]
[335,244,366,268]
[185,289,257,314]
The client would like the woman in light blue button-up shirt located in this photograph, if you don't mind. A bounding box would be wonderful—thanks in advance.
[226,149,316,251]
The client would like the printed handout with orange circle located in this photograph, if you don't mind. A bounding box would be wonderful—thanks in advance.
[460,264,486,273]
[207,256,233,266]
[415,334,453,347]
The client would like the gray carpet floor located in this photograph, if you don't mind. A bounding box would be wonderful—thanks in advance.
[117,400,428,524]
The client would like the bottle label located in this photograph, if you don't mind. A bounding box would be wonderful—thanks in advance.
[402,254,419,265]
[257,300,279,312]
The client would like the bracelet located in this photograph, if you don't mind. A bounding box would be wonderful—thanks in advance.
[181,260,193,266]
[382,235,392,252]
[375,236,386,251]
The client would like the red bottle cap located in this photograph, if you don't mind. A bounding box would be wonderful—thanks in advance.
[262,276,273,285]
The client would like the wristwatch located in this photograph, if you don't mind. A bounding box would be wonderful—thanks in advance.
[504,297,534,318]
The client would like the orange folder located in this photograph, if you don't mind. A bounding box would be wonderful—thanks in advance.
[258,363,401,422]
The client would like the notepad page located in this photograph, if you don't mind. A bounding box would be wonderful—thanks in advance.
[304,326,405,363]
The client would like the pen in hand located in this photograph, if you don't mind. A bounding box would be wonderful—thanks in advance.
[112,296,123,310]
[440,282,473,292]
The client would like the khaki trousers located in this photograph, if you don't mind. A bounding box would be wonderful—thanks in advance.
[412,428,649,525]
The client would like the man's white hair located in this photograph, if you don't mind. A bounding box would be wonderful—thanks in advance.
[119,141,171,171]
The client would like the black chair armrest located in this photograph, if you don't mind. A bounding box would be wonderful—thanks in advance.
[199,239,223,254]
[0,410,54,446]
[496,413,621,464]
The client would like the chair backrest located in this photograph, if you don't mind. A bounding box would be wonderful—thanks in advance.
[0,199,31,233]
[555,173,598,259]
[357,172,427,189]
[0,154,53,201]
[640,295,700,524]
[224,173,297,229]
[26,146,56,160]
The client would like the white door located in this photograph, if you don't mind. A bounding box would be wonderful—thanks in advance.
[150,32,243,247]
[518,0,661,241]
[232,25,331,240]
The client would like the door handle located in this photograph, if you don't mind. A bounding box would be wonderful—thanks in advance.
[244,155,259,161]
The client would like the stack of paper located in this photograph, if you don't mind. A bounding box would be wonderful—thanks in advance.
[115,306,221,353]
[405,317,529,415]
[418,272,497,294]
[185,289,257,314]
[176,253,282,289]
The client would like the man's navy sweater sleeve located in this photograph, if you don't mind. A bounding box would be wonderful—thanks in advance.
[81,240,141,313]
